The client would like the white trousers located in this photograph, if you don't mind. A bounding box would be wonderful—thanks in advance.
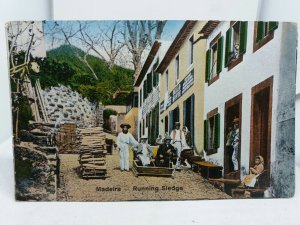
[172,141,182,168]
[119,146,129,170]
[137,154,151,166]
[232,144,239,171]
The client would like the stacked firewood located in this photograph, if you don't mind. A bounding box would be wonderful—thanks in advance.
[77,127,107,179]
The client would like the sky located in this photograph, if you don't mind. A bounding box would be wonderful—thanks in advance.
[43,20,185,69]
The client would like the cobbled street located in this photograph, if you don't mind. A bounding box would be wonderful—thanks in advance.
[58,149,230,201]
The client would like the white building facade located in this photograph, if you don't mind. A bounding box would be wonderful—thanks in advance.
[201,21,297,197]
[135,40,170,144]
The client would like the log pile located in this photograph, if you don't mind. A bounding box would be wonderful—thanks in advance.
[56,123,77,153]
[17,121,59,201]
[77,127,107,179]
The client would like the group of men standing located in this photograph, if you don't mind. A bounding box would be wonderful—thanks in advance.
[115,121,191,171]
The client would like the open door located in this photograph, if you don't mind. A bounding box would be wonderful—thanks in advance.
[250,77,273,186]
[224,94,242,179]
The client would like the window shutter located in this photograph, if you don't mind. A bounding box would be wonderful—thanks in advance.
[256,21,265,43]
[268,21,278,33]
[148,72,152,94]
[214,113,220,148]
[143,81,147,100]
[204,120,208,150]
[152,71,156,87]
[169,111,174,132]
[190,95,195,146]
[225,28,232,67]
[183,100,187,127]
[205,49,211,82]
[217,36,224,74]
[239,21,248,55]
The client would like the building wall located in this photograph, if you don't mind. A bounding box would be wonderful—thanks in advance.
[203,22,296,197]
[124,107,138,138]
[272,23,297,197]
[159,21,207,154]
[137,41,170,142]
[104,105,127,114]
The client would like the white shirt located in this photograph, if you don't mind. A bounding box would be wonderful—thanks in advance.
[116,132,139,150]
[170,129,188,147]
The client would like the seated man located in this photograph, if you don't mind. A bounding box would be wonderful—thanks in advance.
[242,155,265,187]
[155,134,164,145]
[135,136,153,166]
[155,136,177,167]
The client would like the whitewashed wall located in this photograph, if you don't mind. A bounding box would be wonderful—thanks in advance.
[203,21,285,176]
[137,41,170,140]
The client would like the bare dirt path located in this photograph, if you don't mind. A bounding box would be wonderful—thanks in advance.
[57,149,230,201]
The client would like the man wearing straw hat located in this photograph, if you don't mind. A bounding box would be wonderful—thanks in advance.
[115,123,139,171]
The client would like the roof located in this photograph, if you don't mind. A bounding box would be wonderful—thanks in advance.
[134,41,161,87]
[156,20,198,74]
[198,20,220,37]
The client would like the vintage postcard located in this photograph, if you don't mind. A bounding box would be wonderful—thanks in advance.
[6,20,296,201]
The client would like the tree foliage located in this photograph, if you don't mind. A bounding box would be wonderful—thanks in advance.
[32,45,134,105]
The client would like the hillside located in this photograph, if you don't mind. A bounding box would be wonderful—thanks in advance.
[31,45,134,105]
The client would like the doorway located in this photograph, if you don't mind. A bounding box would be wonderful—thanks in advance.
[169,106,180,132]
[183,94,195,146]
[250,77,273,186]
[224,94,242,179]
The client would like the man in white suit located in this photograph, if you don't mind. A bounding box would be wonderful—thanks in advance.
[115,123,139,171]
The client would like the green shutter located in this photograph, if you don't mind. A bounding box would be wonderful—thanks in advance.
[214,113,220,148]
[205,49,211,82]
[225,28,232,67]
[268,21,278,33]
[204,119,208,150]
[152,70,156,87]
[217,36,224,74]
[239,21,248,55]
[143,81,147,100]
[256,21,265,43]
[147,72,152,94]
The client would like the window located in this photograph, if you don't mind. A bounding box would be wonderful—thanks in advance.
[164,115,169,134]
[211,43,218,77]
[152,57,160,87]
[147,72,152,95]
[143,81,147,100]
[139,88,143,106]
[188,35,194,65]
[165,70,169,92]
[175,55,179,84]
[204,110,220,155]
[133,93,138,107]
[254,21,278,52]
[139,122,142,139]
[224,21,248,69]
[205,34,223,84]
[142,118,145,135]
[149,104,159,145]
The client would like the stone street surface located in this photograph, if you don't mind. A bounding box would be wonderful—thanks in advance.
[58,149,230,201]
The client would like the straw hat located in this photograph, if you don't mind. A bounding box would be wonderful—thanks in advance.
[175,122,181,126]
[120,123,131,129]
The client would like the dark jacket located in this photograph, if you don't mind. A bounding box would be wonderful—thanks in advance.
[156,143,177,160]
